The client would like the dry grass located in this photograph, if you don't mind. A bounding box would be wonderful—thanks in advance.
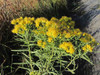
[0,0,38,21]
[0,0,37,42]
[0,0,67,19]
[0,0,67,32]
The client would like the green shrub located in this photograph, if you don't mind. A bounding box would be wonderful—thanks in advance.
[11,16,98,75]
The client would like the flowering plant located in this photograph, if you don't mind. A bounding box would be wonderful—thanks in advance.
[11,16,98,75]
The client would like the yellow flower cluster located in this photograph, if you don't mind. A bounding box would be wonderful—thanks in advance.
[46,27,60,38]
[11,16,97,53]
[34,16,77,39]
[80,32,95,43]
[11,16,98,75]
[48,37,53,43]
[35,17,48,28]
[59,16,75,29]
[59,42,75,54]
[73,29,82,36]
[37,40,46,48]
[11,17,35,34]
[61,28,82,39]
[11,17,34,25]
[82,44,93,52]
[63,30,71,39]
[34,16,77,50]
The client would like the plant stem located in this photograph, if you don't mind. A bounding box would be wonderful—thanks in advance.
[25,31,34,72]
[46,45,54,74]
[66,56,76,69]
[28,43,34,72]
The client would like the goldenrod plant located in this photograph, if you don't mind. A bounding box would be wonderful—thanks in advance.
[11,16,98,75]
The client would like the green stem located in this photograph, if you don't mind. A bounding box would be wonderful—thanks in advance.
[65,55,78,70]
[46,45,54,74]
[28,45,34,71]
[25,31,34,72]
[59,52,62,73]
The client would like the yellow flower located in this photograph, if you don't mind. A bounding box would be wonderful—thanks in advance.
[16,17,23,23]
[48,37,53,42]
[80,37,89,43]
[81,33,96,43]
[66,47,75,54]
[59,16,74,28]
[12,25,21,34]
[12,24,27,34]
[37,40,46,48]
[19,17,23,19]
[83,33,92,40]
[22,17,33,25]
[31,17,35,21]
[19,30,25,34]
[50,17,58,22]
[18,20,24,25]
[83,33,87,36]
[68,17,72,20]
[46,27,59,38]
[37,40,42,46]
[38,27,46,34]
[59,16,69,22]
[33,30,38,34]
[68,21,75,28]
[12,28,18,34]
[40,17,48,23]
[59,42,75,54]
[73,29,82,36]
[65,33,71,38]
[60,21,67,26]
[86,33,95,42]
[59,42,67,50]
[35,17,48,28]
[11,19,17,25]
[42,42,46,48]
[46,21,51,27]
[46,21,59,28]
[24,17,28,20]
[63,31,71,39]
[21,25,27,30]
[82,44,93,52]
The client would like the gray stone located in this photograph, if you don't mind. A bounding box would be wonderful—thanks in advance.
[78,0,100,75]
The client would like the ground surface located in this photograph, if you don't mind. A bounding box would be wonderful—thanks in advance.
[79,0,100,75]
